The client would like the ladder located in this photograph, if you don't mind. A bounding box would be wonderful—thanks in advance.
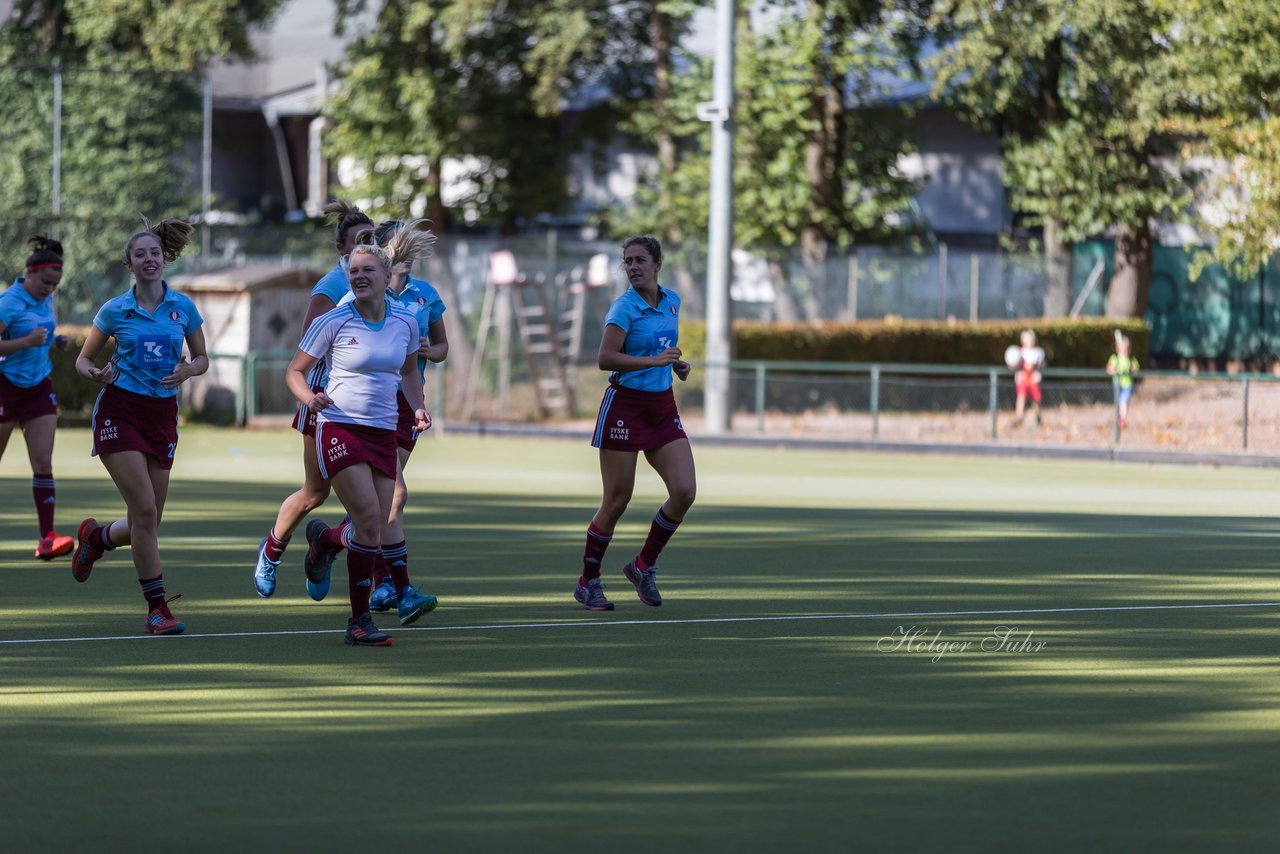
[461,249,575,421]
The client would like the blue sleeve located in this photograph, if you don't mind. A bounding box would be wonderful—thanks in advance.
[604,299,631,333]
[310,269,348,304]
[93,302,115,334]
[184,296,204,334]
[0,293,17,328]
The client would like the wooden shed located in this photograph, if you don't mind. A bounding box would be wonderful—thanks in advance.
[172,264,327,423]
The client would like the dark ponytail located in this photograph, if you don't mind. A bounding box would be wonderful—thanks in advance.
[25,233,64,271]
[323,198,374,245]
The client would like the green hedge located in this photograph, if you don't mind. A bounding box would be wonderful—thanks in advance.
[679,317,1149,368]
[47,324,114,425]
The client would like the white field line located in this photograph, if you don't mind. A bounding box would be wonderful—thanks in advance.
[1,600,1278,646]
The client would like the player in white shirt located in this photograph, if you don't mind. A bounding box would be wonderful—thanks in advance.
[283,243,431,646]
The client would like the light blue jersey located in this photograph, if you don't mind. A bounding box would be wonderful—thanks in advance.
[0,277,58,387]
[304,263,352,391]
[604,285,681,392]
[92,283,203,399]
[310,263,349,305]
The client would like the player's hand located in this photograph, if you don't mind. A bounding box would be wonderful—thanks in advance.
[161,357,197,388]
[414,408,432,432]
[673,359,691,382]
[308,392,333,413]
[25,327,48,347]
[417,336,432,358]
[651,346,683,367]
[54,334,71,351]
[86,362,117,385]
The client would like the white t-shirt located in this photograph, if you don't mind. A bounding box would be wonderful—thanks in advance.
[299,302,418,429]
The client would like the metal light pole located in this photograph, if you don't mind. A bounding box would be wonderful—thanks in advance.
[700,0,736,435]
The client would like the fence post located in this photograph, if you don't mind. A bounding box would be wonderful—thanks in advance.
[870,365,880,441]
[754,362,766,433]
[244,351,257,424]
[434,362,446,436]
[1112,383,1120,449]
[969,252,980,322]
[989,369,998,439]
[235,353,247,426]
[938,242,948,318]
[1243,377,1250,451]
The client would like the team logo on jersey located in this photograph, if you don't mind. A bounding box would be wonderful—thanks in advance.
[670,305,677,316]
[417,297,427,306]
[169,310,182,322]
[124,310,136,320]
[344,336,359,345]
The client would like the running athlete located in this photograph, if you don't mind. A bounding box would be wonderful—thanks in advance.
[283,242,431,646]
[71,218,208,636]
[576,236,695,611]
[0,234,74,560]
[252,200,374,597]
[332,219,447,617]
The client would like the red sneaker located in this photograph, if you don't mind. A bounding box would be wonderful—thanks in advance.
[71,518,105,583]
[145,596,185,635]
[36,532,75,561]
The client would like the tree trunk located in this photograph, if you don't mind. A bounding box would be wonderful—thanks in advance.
[767,258,801,322]
[648,3,704,318]
[1107,221,1152,318]
[1042,216,1071,317]
[801,0,839,318]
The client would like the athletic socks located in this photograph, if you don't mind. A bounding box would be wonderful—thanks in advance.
[264,529,290,562]
[582,523,612,581]
[382,541,410,598]
[346,540,378,619]
[319,518,352,552]
[32,473,55,538]
[92,523,118,552]
[139,574,167,608]
[636,509,681,571]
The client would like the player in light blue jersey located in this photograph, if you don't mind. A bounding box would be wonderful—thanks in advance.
[0,234,75,561]
[252,200,374,596]
[71,217,208,636]
[577,236,696,611]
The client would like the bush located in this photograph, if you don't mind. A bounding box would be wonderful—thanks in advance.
[50,324,114,425]
[680,317,1149,368]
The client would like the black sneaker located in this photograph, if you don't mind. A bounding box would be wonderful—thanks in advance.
[623,561,662,606]
[304,519,338,601]
[344,612,393,646]
[574,577,614,611]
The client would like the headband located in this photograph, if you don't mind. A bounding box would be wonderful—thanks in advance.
[27,262,63,272]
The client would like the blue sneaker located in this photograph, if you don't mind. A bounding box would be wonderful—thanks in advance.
[253,537,279,598]
[574,577,614,611]
[622,561,662,606]
[397,584,438,626]
[369,578,398,612]
[304,519,337,602]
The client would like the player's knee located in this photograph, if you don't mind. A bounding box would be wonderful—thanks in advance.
[670,484,696,514]
[300,486,330,512]
[130,503,160,532]
[605,493,631,517]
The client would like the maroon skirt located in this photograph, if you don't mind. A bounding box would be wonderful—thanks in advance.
[0,374,57,423]
[91,385,179,469]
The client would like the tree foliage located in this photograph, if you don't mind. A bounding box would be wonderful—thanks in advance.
[932,0,1196,317]
[0,1,282,315]
[325,0,649,232]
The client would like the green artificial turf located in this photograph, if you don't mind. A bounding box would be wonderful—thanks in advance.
[2,428,1280,850]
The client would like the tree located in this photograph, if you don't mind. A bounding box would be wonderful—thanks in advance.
[326,0,646,233]
[0,1,283,315]
[619,1,924,320]
[932,1,1193,318]
[1155,0,1280,278]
